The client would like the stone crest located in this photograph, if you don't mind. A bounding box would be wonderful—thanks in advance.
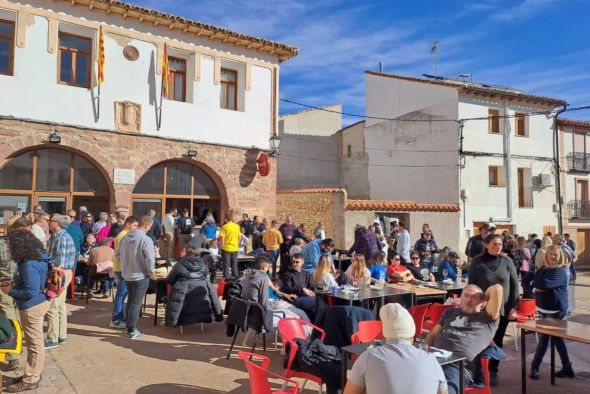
[115,101,141,133]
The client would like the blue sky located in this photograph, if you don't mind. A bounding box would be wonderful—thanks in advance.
[135,0,589,124]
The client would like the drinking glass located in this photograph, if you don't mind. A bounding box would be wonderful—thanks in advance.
[442,269,448,280]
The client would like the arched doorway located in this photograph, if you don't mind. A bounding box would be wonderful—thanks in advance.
[131,160,221,224]
[0,147,111,227]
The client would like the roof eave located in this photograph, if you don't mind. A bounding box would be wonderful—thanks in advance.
[60,0,298,62]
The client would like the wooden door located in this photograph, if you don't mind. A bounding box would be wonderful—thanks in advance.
[576,230,590,266]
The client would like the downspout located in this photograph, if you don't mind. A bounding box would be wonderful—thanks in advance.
[554,104,568,234]
[492,99,513,223]
[504,99,513,222]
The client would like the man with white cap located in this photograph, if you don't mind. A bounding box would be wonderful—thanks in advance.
[344,303,448,394]
[425,284,503,394]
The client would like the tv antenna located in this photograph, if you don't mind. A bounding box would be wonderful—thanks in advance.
[430,40,439,75]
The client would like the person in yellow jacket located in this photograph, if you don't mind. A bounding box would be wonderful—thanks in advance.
[219,210,241,279]
[262,220,283,280]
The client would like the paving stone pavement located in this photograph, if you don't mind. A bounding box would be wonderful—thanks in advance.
[2,272,590,393]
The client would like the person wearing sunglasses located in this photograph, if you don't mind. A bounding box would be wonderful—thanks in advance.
[407,253,435,282]
[386,253,413,283]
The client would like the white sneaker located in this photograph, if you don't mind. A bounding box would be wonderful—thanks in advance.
[109,320,126,329]
[125,330,144,340]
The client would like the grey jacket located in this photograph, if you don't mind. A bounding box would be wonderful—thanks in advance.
[117,230,155,281]
[241,270,269,308]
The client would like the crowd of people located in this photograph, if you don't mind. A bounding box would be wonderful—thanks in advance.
[0,206,580,393]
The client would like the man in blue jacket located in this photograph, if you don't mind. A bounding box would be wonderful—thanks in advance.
[302,238,334,273]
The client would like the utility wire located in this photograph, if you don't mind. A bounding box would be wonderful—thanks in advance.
[280,98,590,122]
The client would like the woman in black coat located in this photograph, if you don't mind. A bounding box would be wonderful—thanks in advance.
[468,233,519,386]
[165,246,222,327]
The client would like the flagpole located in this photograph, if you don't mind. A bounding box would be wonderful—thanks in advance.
[158,72,164,130]
[97,81,101,120]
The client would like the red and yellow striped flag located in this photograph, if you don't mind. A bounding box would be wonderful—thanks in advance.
[162,43,170,98]
[98,26,105,84]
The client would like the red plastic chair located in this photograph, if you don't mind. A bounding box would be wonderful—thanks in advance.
[512,298,537,351]
[408,303,431,337]
[238,351,300,394]
[277,318,326,393]
[423,303,454,331]
[350,320,383,344]
[465,358,491,394]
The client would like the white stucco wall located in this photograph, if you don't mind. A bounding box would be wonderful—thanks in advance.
[364,74,459,204]
[277,133,341,189]
[458,96,558,247]
[279,105,342,136]
[0,1,279,149]
[340,121,369,199]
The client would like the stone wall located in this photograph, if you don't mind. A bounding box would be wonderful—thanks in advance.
[276,189,346,248]
[0,118,277,218]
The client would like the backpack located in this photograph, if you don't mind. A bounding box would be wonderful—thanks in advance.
[45,263,66,299]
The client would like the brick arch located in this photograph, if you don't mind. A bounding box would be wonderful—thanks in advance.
[134,152,236,212]
[0,143,115,198]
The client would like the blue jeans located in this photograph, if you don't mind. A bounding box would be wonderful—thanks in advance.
[112,272,128,322]
[125,278,150,334]
[293,295,317,321]
[268,249,280,279]
[442,363,473,394]
[532,311,570,369]
[569,262,577,281]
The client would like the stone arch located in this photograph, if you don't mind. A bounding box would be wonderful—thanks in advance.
[1,143,115,199]
[137,150,237,211]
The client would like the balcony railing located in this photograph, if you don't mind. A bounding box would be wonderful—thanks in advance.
[568,200,590,219]
[566,152,590,173]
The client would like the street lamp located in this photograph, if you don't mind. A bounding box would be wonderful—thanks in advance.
[269,134,281,157]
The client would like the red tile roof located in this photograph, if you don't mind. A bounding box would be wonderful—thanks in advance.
[277,188,346,194]
[346,199,460,213]
[365,71,566,106]
[559,118,590,130]
[61,0,298,62]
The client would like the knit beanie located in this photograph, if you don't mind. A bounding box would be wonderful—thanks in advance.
[379,303,416,340]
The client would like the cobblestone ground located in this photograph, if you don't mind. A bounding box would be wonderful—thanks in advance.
[2,273,590,393]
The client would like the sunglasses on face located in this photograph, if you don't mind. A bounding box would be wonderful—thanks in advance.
[393,258,400,261]
[411,257,420,260]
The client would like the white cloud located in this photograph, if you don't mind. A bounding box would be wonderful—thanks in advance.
[490,0,560,21]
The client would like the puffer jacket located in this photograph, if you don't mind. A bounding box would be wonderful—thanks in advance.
[165,254,222,327]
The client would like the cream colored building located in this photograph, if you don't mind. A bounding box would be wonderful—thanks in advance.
[561,118,590,266]
[0,0,297,230]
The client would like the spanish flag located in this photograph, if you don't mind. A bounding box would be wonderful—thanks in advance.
[162,43,170,98]
[98,26,105,85]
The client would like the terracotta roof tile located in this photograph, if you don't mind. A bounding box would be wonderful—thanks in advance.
[62,0,298,62]
[365,71,566,106]
[277,188,346,194]
[559,118,590,130]
[346,199,460,213]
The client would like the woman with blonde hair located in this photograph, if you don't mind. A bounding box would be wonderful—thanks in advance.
[345,254,371,287]
[535,236,553,270]
[312,256,338,290]
[530,244,573,380]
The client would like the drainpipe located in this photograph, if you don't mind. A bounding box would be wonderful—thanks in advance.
[504,99,513,222]
[492,99,513,224]
[554,104,568,234]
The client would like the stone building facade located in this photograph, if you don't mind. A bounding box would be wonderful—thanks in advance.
[0,0,296,230]
[276,188,460,250]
